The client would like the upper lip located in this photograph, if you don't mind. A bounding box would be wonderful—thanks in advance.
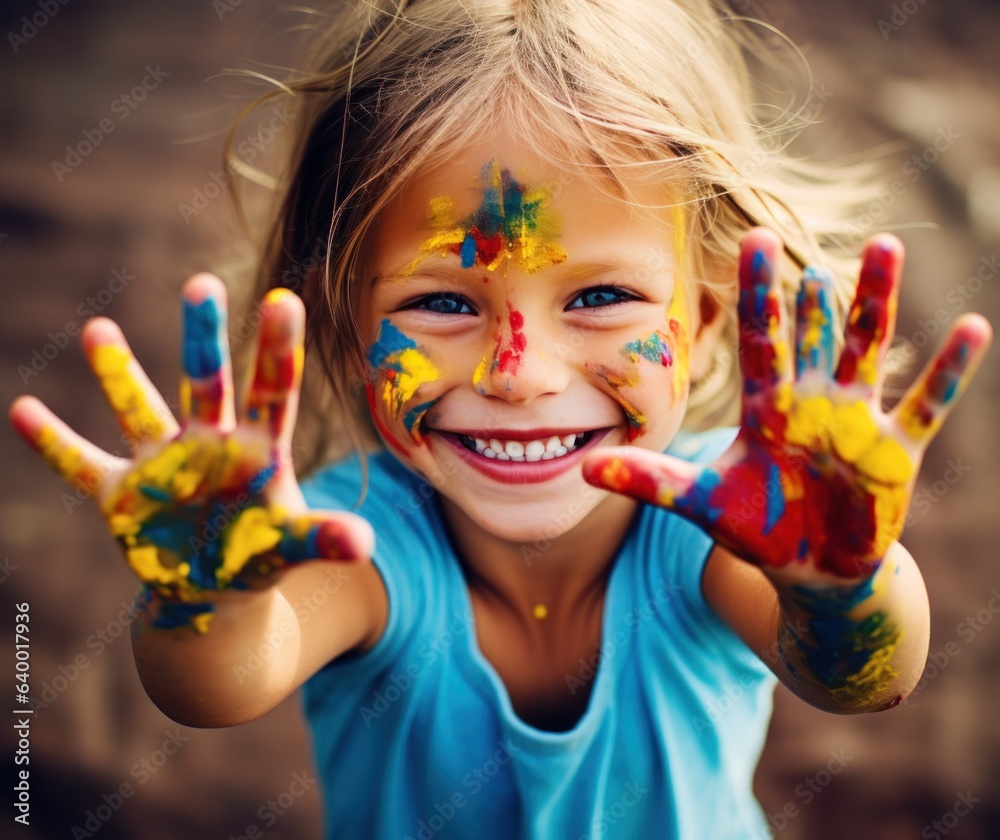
[433,427,605,440]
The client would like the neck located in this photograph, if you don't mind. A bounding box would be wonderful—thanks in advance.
[438,492,638,620]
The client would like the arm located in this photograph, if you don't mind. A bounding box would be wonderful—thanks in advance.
[131,559,387,727]
[584,228,991,713]
[702,541,928,713]
[10,273,383,727]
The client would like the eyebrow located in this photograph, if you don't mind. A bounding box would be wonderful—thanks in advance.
[371,259,675,289]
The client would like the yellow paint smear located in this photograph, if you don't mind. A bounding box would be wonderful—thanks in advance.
[382,348,439,411]
[218,506,283,585]
[91,345,166,442]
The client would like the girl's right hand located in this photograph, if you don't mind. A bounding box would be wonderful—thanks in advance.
[9,274,374,632]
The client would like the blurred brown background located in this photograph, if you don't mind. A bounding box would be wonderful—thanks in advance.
[1,1,999,838]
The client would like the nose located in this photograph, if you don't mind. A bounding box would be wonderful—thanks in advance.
[474,304,571,404]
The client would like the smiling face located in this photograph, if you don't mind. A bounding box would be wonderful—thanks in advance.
[361,138,718,544]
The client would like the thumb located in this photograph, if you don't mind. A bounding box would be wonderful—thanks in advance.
[279,510,375,564]
[582,447,711,516]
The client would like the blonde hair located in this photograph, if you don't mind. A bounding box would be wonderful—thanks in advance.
[226,0,879,474]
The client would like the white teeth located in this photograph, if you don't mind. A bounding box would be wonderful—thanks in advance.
[524,441,545,462]
[505,441,525,459]
[464,432,589,461]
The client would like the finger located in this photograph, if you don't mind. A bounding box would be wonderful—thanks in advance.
[180,274,235,430]
[894,313,993,444]
[582,446,723,523]
[81,318,180,447]
[738,228,791,425]
[795,265,836,380]
[243,288,305,448]
[279,511,375,564]
[834,234,903,392]
[9,395,124,496]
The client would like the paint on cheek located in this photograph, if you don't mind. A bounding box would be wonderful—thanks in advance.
[416,160,568,274]
[586,363,646,440]
[367,319,440,441]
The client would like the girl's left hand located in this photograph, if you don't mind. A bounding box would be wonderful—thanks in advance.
[583,228,992,582]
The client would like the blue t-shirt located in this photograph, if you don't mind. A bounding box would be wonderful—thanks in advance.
[301,429,777,840]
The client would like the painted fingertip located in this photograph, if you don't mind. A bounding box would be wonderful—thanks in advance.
[8,394,43,439]
[181,272,228,306]
[951,312,993,348]
[182,296,227,379]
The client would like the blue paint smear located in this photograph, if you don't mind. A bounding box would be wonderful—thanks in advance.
[404,400,437,435]
[460,233,477,268]
[796,267,836,376]
[280,525,319,563]
[686,468,723,523]
[763,462,784,535]
[139,484,172,502]
[183,298,224,378]
[153,601,215,630]
[367,319,417,369]
[248,462,277,494]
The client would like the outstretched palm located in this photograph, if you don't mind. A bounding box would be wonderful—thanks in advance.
[584,229,990,581]
[11,276,372,631]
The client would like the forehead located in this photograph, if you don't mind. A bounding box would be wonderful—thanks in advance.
[368,139,679,275]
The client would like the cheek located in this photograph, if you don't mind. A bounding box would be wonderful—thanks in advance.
[585,317,692,441]
[366,319,442,449]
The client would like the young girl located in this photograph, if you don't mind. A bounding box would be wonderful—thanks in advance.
[9,0,992,837]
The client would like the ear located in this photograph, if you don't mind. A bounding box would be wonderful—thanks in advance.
[689,288,727,382]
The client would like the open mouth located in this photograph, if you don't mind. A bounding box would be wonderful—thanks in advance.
[456,432,593,462]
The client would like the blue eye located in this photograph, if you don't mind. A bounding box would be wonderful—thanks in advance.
[406,293,475,315]
[567,285,638,310]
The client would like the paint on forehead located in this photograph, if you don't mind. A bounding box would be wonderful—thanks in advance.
[415,160,568,274]
[367,319,440,440]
